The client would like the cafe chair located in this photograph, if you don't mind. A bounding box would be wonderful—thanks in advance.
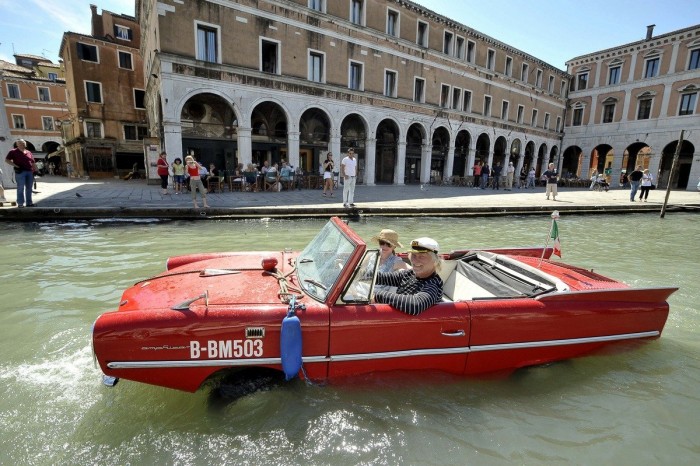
[264,171,280,191]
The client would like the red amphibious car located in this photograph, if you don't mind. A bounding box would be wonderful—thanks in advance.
[92,217,676,393]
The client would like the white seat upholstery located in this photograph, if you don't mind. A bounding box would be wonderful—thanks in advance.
[440,259,495,301]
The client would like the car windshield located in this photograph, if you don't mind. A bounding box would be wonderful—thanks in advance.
[296,220,358,301]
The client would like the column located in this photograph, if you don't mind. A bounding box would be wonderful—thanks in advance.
[421,143,431,184]
[364,137,376,186]
[163,121,181,157]
[445,145,455,181]
[395,141,406,185]
[287,131,300,169]
[236,127,252,166]
[330,132,341,161]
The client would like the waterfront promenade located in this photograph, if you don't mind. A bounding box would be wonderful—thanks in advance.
[1,176,699,220]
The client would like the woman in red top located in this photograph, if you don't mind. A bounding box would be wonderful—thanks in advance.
[156,152,170,195]
[185,155,209,208]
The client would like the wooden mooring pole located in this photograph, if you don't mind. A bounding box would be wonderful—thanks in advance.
[660,129,685,219]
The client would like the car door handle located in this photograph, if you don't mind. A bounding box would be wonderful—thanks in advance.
[441,330,465,337]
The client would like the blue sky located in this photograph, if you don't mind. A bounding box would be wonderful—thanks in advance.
[0,0,697,70]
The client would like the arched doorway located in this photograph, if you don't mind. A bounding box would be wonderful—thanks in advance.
[475,133,491,165]
[181,93,238,172]
[659,139,695,189]
[561,146,582,178]
[592,144,613,182]
[493,136,507,174]
[405,124,424,184]
[454,130,471,178]
[431,127,450,182]
[250,101,288,169]
[375,119,399,184]
[341,114,367,182]
[299,108,330,173]
[524,141,536,174]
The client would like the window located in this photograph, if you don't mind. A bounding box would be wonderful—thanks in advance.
[517,105,524,124]
[544,113,550,130]
[644,57,659,78]
[466,40,475,63]
[384,70,397,97]
[572,107,583,126]
[350,0,363,25]
[556,116,562,132]
[440,84,450,107]
[531,109,538,127]
[452,88,461,110]
[115,25,131,41]
[134,89,145,109]
[386,9,399,37]
[548,75,555,93]
[413,77,425,103]
[48,72,58,82]
[602,100,616,123]
[486,49,495,70]
[443,31,453,55]
[85,121,102,138]
[463,90,472,112]
[501,100,509,120]
[196,24,219,63]
[124,124,148,140]
[560,81,567,98]
[521,63,529,82]
[77,43,99,62]
[349,61,363,90]
[637,98,652,120]
[535,69,543,88]
[679,93,697,116]
[42,116,54,131]
[38,87,50,102]
[483,95,491,117]
[85,81,102,103]
[308,0,325,12]
[12,115,25,129]
[7,83,20,98]
[689,49,700,70]
[261,39,280,74]
[608,66,621,85]
[505,57,512,77]
[455,36,465,59]
[417,21,428,47]
[577,72,588,90]
[308,50,324,83]
[118,51,133,70]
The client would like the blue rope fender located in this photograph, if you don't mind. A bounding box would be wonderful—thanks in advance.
[280,298,303,380]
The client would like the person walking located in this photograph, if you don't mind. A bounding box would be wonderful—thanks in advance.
[639,169,653,202]
[4,139,36,207]
[156,151,170,195]
[628,165,643,202]
[491,162,502,190]
[480,162,490,189]
[543,162,559,201]
[526,167,536,189]
[505,162,515,190]
[341,148,357,208]
[322,152,335,197]
[185,155,210,208]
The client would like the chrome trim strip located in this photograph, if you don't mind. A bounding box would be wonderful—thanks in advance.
[106,331,659,369]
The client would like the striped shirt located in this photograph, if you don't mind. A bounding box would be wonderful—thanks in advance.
[374,269,443,316]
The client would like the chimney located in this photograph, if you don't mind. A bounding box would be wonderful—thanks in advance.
[646,24,655,40]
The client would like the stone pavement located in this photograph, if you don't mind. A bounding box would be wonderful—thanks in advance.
[1,175,699,220]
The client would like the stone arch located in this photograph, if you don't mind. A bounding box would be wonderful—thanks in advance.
[562,145,583,178]
[299,107,331,173]
[493,136,508,170]
[431,126,450,181]
[341,113,368,181]
[375,119,400,184]
[405,123,426,184]
[250,100,290,168]
[453,130,471,178]
[659,139,695,189]
[475,132,491,164]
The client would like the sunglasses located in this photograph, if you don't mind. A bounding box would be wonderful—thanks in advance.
[378,240,392,247]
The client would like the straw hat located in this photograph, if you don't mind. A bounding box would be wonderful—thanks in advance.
[372,229,403,248]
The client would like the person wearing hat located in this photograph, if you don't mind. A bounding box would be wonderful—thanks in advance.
[372,229,409,273]
[372,237,443,316]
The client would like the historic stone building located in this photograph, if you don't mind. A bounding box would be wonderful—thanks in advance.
[58,5,147,178]
[563,24,700,190]
[0,54,66,184]
[136,0,568,185]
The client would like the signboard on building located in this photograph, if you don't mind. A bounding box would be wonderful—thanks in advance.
[144,137,161,183]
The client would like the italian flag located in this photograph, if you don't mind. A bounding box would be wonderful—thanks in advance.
[551,219,562,257]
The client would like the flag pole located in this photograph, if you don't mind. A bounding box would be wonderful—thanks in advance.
[538,210,560,267]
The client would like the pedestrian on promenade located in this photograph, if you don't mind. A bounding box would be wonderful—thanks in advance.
[157,151,170,195]
[491,162,502,190]
[639,169,653,202]
[472,161,481,189]
[4,139,36,207]
[341,148,357,208]
[543,163,559,201]
[172,158,185,194]
[505,162,515,190]
[185,155,210,208]
[480,162,490,189]
[526,167,536,188]
[628,165,644,202]
[589,168,598,190]
[322,152,335,197]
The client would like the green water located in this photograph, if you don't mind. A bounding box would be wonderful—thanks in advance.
[1,215,698,465]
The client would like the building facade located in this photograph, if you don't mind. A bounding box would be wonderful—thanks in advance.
[0,55,66,185]
[562,24,700,190]
[58,5,147,178]
[137,0,568,185]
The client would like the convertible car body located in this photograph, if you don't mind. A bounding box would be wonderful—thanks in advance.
[92,217,677,392]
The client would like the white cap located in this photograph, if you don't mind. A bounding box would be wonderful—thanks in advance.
[410,237,439,254]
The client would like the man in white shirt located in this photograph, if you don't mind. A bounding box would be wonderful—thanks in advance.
[340,148,357,207]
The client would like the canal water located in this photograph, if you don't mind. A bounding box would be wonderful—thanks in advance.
[1,214,698,465]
